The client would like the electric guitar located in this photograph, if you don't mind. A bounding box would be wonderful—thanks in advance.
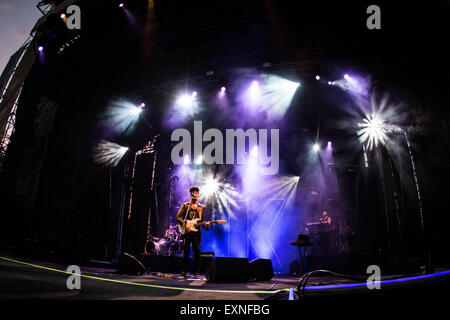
[178,219,227,235]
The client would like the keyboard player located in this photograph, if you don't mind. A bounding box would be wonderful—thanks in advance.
[305,210,333,255]
[319,210,331,225]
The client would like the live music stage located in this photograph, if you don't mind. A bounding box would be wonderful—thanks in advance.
[0,0,449,304]
[1,253,449,300]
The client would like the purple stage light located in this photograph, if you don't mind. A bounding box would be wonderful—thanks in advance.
[328,141,332,146]
[119,3,124,8]
[249,80,260,97]
[315,75,320,80]
[192,91,198,97]
[38,46,43,52]
[183,155,190,164]
[139,102,145,108]
[218,87,226,98]
[344,74,350,80]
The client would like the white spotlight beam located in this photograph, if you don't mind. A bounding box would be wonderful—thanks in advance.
[94,140,128,167]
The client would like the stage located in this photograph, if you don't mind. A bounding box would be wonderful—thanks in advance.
[0,1,449,308]
[1,252,449,300]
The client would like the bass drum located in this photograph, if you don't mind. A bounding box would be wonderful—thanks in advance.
[144,239,165,255]
[144,240,156,255]
[157,238,168,255]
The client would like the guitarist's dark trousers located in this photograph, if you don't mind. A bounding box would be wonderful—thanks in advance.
[183,232,201,274]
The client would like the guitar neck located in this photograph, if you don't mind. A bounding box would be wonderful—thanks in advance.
[197,220,218,225]
[190,220,221,226]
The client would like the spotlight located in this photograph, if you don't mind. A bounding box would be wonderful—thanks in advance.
[328,141,332,146]
[192,91,198,97]
[139,102,145,108]
[176,94,194,109]
[328,81,332,85]
[119,3,124,8]
[315,75,320,80]
[357,113,387,150]
[313,143,320,152]
[219,86,226,98]
[130,107,142,115]
[202,176,220,199]
[248,80,260,98]
[60,13,66,19]
[106,100,143,133]
[183,154,190,164]
[250,145,259,156]
[94,140,129,167]
[291,82,300,89]
[38,46,43,52]
[195,155,203,164]
[344,74,350,80]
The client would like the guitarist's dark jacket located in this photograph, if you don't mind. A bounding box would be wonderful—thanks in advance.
[176,201,210,236]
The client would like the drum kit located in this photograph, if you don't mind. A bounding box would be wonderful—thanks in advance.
[145,234,183,257]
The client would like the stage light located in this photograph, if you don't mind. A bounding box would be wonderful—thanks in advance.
[192,91,198,97]
[357,113,388,151]
[328,141,332,146]
[104,100,143,133]
[246,80,261,104]
[38,46,43,52]
[259,74,300,119]
[94,140,129,167]
[168,91,200,124]
[202,176,220,199]
[119,3,124,8]
[328,81,332,85]
[344,74,350,80]
[315,75,320,80]
[218,86,227,99]
[183,154,190,164]
[194,155,203,164]
[250,145,259,156]
[139,102,145,108]
[197,170,241,217]
[313,143,320,152]
[60,13,66,19]
[129,106,143,115]
[176,94,194,109]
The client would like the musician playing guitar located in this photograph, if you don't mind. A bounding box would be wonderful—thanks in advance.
[176,186,211,278]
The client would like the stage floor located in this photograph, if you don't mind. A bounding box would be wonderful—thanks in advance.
[1,253,449,300]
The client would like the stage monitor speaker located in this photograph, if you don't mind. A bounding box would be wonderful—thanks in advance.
[249,258,274,281]
[117,252,146,275]
[206,257,249,282]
